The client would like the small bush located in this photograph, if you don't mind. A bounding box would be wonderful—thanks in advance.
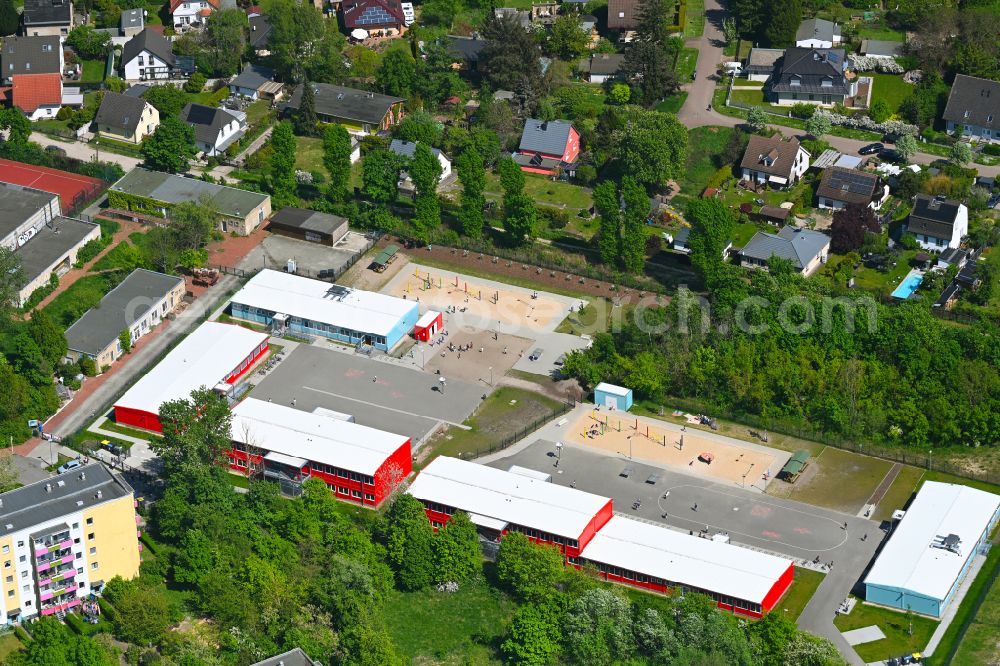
[538,207,570,230]
[79,356,97,377]
[575,164,597,185]
[705,165,732,190]
[983,143,1000,157]
[56,106,73,121]
[184,72,207,93]
[790,103,816,119]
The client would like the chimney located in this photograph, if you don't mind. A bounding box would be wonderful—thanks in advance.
[540,120,548,131]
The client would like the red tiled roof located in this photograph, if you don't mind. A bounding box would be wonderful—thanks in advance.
[11,74,62,113]
[342,0,405,29]
[246,4,262,14]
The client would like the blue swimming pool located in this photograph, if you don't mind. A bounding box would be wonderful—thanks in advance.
[891,272,924,299]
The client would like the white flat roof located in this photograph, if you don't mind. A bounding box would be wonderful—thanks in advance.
[865,481,1000,602]
[415,310,440,328]
[595,382,630,397]
[581,515,793,603]
[115,322,268,415]
[264,450,308,468]
[230,269,417,337]
[231,398,408,476]
[407,457,610,540]
[508,465,552,482]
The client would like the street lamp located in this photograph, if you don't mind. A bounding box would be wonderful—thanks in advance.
[438,376,446,394]
[929,450,933,471]
[488,366,493,386]
[555,441,562,468]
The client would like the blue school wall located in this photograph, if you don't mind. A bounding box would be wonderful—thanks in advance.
[229,301,419,351]
[863,585,941,618]
[594,386,633,411]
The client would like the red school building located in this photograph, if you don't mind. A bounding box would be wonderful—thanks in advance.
[407,457,794,618]
[413,310,443,342]
[113,322,269,433]
[227,398,412,506]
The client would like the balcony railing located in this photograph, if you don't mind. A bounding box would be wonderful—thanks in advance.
[40,597,81,616]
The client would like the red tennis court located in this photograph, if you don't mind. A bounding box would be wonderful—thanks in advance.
[0,158,105,215]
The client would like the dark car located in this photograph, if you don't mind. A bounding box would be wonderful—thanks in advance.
[859,142,884,155]
[878,148,902,163]
[882,133,900,144]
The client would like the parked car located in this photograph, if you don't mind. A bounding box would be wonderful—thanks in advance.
[554,353,566,366]
[878,148,902,163]
[529,348,544,361]
[57,458,82,474]
[859,142,884,155]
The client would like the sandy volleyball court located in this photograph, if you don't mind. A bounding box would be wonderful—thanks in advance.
[565,409,780,489]
[383,264,577,333]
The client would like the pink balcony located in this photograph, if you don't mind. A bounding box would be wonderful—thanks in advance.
[34,547,47,557]
[59,539,72,549]
[61,554,74,565]
[38,577,51,587]
[40,591,53,601]
[35,561,51,573]
[41,607,57,616]
[66,598,81,609]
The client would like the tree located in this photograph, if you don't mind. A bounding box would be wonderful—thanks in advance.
[763,0,802,46]
[479,13,545,110]
[142,116,196,174]
[746,106,768,133]
[563,589,637,664]
[378,49,418,98]
[455,147,486,238]
[805,113,831,138]
[143,84,188,117]
[294,80,319,136]
[103,577,172,647]
[498,156,536,245]
[495,532,564,601]
[895,134,918,162]
[621,39,681,105]
[17,617,117,666]
[322,124,353,202]
[830,203,880,254]
[118,329,133,355]
[432,511,481,583]
[950,141,972,166]
[67,25,111,59]
[154,387,233,475]
[686,198,735,288]
[548,14,590,59]
[594,180,621,266]
[362,150,404,204]
[609,83,631,105]
[394,112,443,146]
[0,0,18,36]
[170,198,216,250]
[184,71,207,93]
[27,310,66,366]
[609,107,688,187]
[0,107,31,144]
[501,602,562,666]
[421,0,461,25]
[868,98,892,124]
[205,9,247,76]
[748,612,797,666]
[268,121,298,203]
[384,494,435,591]
[266,0,324,80]
[620,176,648,273]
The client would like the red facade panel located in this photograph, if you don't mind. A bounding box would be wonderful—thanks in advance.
[761,562,794,612]
[114,406,163,433]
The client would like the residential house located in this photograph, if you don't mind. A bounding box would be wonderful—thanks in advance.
[513,118,580,176]
[579,53,624,84]
[445,34,486,72]
[109,168,271,235]
[740,226,830,276]
[282,83,404,135]
[493,7,530,28]
[936,248,968,270]
[11,73,68,121]
[942,74,1000,143]
[794,18,840,48]
[180,103,246,156]
[342,0,406,37]
[252,649,321,666]
[92,91,159,143]
[744,48,784,82]
[905,194,968,251]
[268,207,349,246]
[120,8,144,37]
[248,14,271,56]
[170,0,220,28]
[20,0,73,38]
[816,166,888,210]
[389,139,452,195]
[1,35,63,84]
[766,47,855,107]
[739,134,810,188]
[65,268,185,368]
[229,63,281,100]
[121,28,175,81]
[401,1,414,26]
[530,2,558,25]
[607,0,639,32]
[859,40,903,58]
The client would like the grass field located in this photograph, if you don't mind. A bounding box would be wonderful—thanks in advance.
[295,136,324,173]
[80,58,106,83]
[684,0,705,37]
[775,568,825,621]
[834,599,938,662]
[484,172,593,212]
[678,126,737,195]
[871,74,913,113]
[675,47,700,84]
[767,446,893,513]
[872,465,924,521]
[0,633,22,661]
[655,92,688,114]
[935,547,1000,666]
[429,386,564,460]
[856,25,906,41]
[385,577,514,663]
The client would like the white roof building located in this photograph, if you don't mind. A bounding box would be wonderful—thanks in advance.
[229,269,418,339]
[115,322,269,417]
[230,398,410,476]
[407,456,612,543]
[865,481,1000,617]
[594,382,630,397]
[580,515,794,607]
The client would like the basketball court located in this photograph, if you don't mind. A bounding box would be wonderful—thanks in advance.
[381,264,579,336]
[563,408,789,491]
[0,158,105,215]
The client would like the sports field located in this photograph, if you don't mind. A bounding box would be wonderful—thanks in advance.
[0,158,105,214]
[564,409,787,491]
[768,447,894,514]
[382,264,578,335]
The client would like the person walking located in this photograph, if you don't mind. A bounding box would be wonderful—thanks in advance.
[692,503,698,511]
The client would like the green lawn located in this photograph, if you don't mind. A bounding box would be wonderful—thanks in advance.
[834,599,938,663]
[675,47,699,84]
[100,417,161,440]
[849,249,919,296]
[0,633,22,661]
[429,387,564,460]
[767,446,893,514]
[731,88,766,106]
[43,273,125,329]
[484,172,593,212]
[684,0,705,37]
[731,222,759,248]
[855,24,906,42]
[80,58,106,83]
[774,568,825,622]
[384,577,515,663]
[229,473,250,489]
[937,547,1000,666]
[871,73,912,113]
[188,87,229,107]
[655,92,688,114]
[294,136,324,173]
[872,465,924,522]
[246,99,272,125]
[678,126,737,195]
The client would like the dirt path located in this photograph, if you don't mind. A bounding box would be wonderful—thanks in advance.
[866,462,903,507]
[26,218,144,317]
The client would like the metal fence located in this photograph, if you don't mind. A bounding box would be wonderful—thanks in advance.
[460,400,576,460]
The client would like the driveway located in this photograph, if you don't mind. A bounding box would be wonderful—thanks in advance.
[30,132,142,171]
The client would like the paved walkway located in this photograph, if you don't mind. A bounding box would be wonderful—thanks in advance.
[30,132,142,171]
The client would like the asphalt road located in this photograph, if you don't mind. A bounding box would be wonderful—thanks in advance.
[30,132,142,171]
